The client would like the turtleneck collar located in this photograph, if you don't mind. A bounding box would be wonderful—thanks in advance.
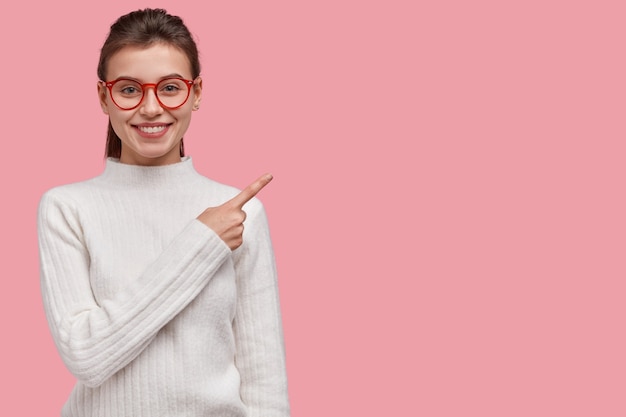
[98,156,200,188]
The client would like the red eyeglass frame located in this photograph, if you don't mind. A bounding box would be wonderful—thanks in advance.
[101,77,197,110]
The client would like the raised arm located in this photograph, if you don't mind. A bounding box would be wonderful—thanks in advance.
[197,173,273,250]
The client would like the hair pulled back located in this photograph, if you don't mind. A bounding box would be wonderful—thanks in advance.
[98,8,201,158]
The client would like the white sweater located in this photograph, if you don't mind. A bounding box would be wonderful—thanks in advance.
[37,157,290,417]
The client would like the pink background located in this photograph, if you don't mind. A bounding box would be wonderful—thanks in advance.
[1,0,625,415]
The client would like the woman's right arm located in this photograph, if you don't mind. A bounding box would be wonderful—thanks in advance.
[38,191,231,388]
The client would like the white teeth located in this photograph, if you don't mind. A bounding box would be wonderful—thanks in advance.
[138,125,166,133]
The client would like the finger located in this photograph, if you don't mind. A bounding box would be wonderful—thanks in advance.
[229,173,273,208]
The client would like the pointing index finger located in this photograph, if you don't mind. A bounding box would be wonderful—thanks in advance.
[229,173,273,208]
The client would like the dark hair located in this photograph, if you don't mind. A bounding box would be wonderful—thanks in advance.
[97,8,201,158]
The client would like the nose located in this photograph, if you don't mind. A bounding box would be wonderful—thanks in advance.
[138,86,164,116]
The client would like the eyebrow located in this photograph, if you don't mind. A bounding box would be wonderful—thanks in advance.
[112,73,187,82]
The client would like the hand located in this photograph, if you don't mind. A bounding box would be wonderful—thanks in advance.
[197,173,273,250]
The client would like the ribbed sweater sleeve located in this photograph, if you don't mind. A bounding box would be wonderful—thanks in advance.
[233,201,290,416]
[38,190,231,388]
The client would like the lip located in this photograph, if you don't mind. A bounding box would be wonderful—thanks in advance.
[133,123,172,139]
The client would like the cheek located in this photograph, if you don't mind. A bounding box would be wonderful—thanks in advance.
[108,110,133,139]
[109,109,130,125]
[172,107,194,124]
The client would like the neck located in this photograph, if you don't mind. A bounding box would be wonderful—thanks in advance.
[100,156,197,188]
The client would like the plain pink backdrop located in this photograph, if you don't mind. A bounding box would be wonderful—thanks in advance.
[2,0,626,415]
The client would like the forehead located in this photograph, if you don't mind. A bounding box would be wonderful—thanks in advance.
[107,43,192,80]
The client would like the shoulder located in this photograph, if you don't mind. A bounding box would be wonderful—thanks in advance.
[37,182,94,238]
[39,177,102,210]
[192,172,267,217]
[37,180,102,234]
[193,174,240,198]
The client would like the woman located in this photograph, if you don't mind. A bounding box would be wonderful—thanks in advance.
[37,8,290,417]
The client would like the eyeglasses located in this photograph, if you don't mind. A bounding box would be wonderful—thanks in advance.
[102,77,196,110]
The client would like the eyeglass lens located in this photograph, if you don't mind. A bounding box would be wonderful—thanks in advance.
[110,78,190,109]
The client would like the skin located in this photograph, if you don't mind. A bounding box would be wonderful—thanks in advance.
[197,173,273,250]
[98,43,202,167]
[98,43,271,250]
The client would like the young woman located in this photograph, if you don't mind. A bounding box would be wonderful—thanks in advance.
[37,8,290,417]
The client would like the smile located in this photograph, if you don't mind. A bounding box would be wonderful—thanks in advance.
[138,125,167,133]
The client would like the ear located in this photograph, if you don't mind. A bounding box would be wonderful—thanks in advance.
[97,81,109,115]
[192,77,203,111]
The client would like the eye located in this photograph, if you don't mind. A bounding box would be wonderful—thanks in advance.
[158,79,187,96]
[114,81,142,96]
[159,84,182,95]
[121,86,140,94]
